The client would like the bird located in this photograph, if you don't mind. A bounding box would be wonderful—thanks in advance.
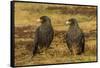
[32,16,54,56]
[65,18,85,55]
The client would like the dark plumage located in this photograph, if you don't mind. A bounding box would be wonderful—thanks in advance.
[32,16,54,56]
[65,18,85,55]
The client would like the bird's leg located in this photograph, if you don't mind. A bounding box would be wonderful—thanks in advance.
[67,45,73,55]
[72,48,77,56]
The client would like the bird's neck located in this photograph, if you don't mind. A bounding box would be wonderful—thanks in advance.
[69,23,79,29]
[43,20,51,25]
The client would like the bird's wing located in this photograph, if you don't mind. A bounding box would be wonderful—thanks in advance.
[48,28,54,42]
[34,27,39,44]
[76,32,85,52]
[32,27,39,55]
[66,32,72,46]
[81,32,85,52]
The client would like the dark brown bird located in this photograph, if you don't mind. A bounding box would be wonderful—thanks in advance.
[32,16,54,56]
[65,18,85,55]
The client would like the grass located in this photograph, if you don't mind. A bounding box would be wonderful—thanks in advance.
[13,2,97,66]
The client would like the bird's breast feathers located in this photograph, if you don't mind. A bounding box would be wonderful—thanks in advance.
[67,29,82,40]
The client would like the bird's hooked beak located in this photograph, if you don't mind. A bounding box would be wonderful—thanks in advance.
[36,19,43,27]
[36,19,42,23]
[65,20,70,25]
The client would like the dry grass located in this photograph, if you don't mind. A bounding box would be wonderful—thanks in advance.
[13,2,97,66]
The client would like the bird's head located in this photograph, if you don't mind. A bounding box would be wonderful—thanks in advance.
[37,16,51,24]
[65,18,78,26]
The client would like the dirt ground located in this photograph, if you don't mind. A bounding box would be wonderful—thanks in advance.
[13,2,97,66]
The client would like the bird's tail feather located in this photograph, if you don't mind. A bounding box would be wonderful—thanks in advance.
[32,45,38,58]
